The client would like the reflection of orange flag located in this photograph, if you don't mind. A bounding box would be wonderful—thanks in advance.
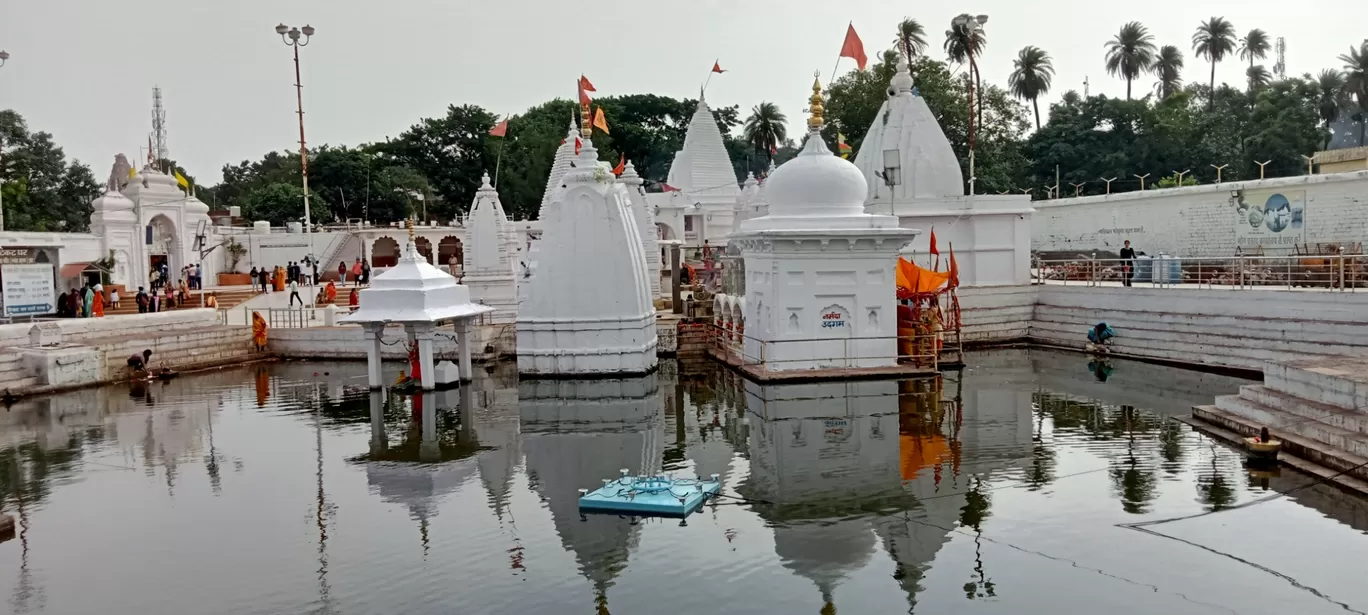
[948,243,960,288]
[840,23,868,70]
[611,154,625,176]
[593,107,609,134]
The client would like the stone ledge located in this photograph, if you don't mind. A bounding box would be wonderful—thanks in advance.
[1190,405,1368,488]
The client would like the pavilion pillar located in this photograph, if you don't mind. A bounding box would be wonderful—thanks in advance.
[456,319,473,382]
[368,389,387,455]
[363,323,384,389]
[414,323,437,390]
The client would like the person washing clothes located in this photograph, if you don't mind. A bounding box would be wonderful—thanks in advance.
[1086,322,1115,353]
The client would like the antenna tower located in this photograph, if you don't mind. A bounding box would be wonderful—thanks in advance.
[1083,76,1090,98]
[151,86,169,168]
[1273,37,1286,80]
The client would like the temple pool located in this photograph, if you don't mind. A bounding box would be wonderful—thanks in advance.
[1,349,1366,614]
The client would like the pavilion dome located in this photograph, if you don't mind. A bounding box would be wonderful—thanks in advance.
[185,194,210,217]
[90,189,137,226]
[340,228,494,323]
[762,78,869,219]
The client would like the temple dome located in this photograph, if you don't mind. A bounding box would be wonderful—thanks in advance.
[764,134,868,219]
[185,194,210,217]
[90,189,137,226]
[853,57,964,202]
[665,94,740,201]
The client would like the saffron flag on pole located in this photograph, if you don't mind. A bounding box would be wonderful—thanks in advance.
[489,118,508,137]
[661,183,681,193]
[929,228,939,256]
[578,75,596,106]
[574,136,582,156]
[593,107,609,134]
[840,23,868,71]
[712,60,726,74]
[948,243,960,288]
[612,154,625,176]
[837,133,852,159]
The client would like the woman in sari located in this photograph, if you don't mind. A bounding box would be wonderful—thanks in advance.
[82,286,95,318]
[348,288,359,308]
[273,266,286,292]
[92,285,106,317]
[178,279,189,305]
[251,311,269,351]
[323,281,337,304]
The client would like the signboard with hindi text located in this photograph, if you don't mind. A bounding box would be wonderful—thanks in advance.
[1234,189,1306,248]
[1,264,57,317]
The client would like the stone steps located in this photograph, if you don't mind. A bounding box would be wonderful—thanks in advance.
[1235,384,1368,437]
[1193,404,1368,483]
[1264,361,1368,411]
[104,289,260,316]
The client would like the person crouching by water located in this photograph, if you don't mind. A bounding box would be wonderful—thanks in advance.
[127,349,153,378]
[251,311,269,352]
[1086,322,1115,353]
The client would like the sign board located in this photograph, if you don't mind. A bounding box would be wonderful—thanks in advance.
[821,310,846,328]
[1235,190,1306,248]
[1,264,57,317]
[0,247,38,265]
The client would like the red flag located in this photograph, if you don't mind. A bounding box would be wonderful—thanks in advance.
[712,60,726,74]
[948,243,959,289]
[578,75,596,107]
[840,23,868,71]
[928,228,939,256]
[489,118,508,137]
[661,183,681,192]
[612,154,625,176]
[574,136,582,156]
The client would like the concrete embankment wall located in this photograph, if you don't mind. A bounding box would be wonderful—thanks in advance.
[1033,170,1368,257]
[1030,285,1368,371]
[958,285,1035,345]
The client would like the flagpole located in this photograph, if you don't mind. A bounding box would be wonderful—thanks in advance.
[702,59,716,94]
[830,22,851,82]
[493,117,507,189]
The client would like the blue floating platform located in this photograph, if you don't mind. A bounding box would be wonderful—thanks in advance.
[579,474,721,518]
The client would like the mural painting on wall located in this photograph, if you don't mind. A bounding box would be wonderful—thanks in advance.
[1235,189,1306,248]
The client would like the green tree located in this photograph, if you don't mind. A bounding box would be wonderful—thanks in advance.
[1315,69,1347,132]
[376,103,498,221]
[742,102,787,164]
[1152,45,1185,99]
[1104,22,1156,99]
[894,18,928,62]
[1193,17,1238,109]
[1244,77,1327,178]
[0,110,101,232]
[1008,46,1054,129]
[1238,29,1271,70]
[944,14,987,128]
[1246,65,1272,93]
[1339,42,1368,145]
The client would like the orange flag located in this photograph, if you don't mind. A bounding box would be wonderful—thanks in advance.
[578,75,597,106]
[840,23,867,71]
[948,243,960,289]
[592,107,609,134]
[928,228,939,256]
[712,60,726,74]
[489,118,508,137]
[574,136,582,156]
[612,154,625,176]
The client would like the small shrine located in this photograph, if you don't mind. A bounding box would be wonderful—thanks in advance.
[341,220,494,390]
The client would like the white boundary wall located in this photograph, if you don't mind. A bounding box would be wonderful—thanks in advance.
[1033,171,1368,257]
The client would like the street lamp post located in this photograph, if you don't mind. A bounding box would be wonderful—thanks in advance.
[948,14,987,196]
[0,50,10,232]
[276,23,317,301]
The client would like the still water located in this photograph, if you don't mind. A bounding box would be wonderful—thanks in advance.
[1,349,1367,615]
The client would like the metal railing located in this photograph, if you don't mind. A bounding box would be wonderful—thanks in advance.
[217,305,358,328]
[1033,254,1368,291]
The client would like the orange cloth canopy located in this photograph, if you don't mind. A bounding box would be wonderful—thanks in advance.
[896,258,950,297]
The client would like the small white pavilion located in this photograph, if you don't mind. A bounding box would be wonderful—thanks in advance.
[342,221,494,390]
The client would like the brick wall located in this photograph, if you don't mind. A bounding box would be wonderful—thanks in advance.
[1033,171,1368,257]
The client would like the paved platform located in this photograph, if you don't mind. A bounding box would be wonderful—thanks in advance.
[706,346,936,383]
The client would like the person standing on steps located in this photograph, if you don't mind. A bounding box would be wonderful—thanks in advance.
[1119,240,1137,287]
[338,261,347,284]
[288,277,303,307]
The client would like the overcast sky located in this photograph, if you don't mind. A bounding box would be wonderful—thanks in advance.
[2,0,1363,186]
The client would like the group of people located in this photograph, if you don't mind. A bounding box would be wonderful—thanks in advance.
[337,258,368,286]
[248,258,370,296]
[56,283,109,318]
[180,263,205,290]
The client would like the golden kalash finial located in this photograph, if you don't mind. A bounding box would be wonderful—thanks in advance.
[581,103,592,140]
[407,216,416,244]
[807,70,825,131]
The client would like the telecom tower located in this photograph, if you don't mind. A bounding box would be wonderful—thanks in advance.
[151,86,168,170]
[1273,38,1286,81]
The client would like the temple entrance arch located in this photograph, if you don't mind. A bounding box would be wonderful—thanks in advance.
[414,237,434,264]
[437,236,463,269]
[372,237,399,268]
[147,214,178,284]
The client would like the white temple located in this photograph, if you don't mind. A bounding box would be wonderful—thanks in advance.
[854,57,1033,286]
[648,94,741,246]
[341,223,494,389]
[461,173,520,323]
[729,77,917,372]
[618,160,662,299]
[516,110,658,376]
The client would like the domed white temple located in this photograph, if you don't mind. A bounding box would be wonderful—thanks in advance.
[727,75,918,374]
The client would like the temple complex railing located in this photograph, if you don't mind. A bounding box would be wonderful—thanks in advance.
[1033,254,1368,291]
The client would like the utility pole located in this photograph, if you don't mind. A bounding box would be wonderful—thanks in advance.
[277,23,317,298]
[1210,163,1229,183]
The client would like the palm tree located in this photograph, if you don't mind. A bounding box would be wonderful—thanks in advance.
[1238,29,1271,69]
[1340,42,1368,146]
[743,102,788,164]
[1192,17,1237,109]
[1151,45,1185,99]
[1246,65,1271,92]
[1104,21,1157,99]
[1315,69,1347,131]
[895,18,928,62]
[1008,46,1054,129]
[944,14,987,127]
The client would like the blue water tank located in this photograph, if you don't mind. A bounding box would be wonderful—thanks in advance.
[1152,255,1180,284]
[1134,255,1153,281]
